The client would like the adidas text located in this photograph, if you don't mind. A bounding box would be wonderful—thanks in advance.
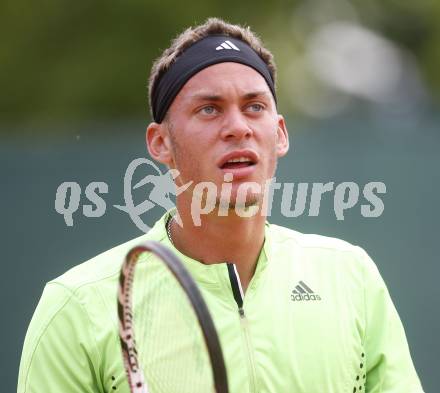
[291,292,322,301]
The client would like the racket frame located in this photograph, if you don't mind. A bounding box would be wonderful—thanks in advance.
[118,241,229,393]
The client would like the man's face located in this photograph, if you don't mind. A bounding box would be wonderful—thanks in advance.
[161,62,288,208]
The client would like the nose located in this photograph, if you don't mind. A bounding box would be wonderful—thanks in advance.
[220,108,253,141]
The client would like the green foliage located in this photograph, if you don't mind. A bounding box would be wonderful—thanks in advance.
[0,0,439,131]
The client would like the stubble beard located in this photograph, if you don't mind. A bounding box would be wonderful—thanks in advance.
[217,192,261,210]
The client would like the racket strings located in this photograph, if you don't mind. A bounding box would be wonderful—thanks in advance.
[131,256,214,393]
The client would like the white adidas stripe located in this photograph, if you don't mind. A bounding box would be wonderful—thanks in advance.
[215,40,240,51]
[225,40,240,50]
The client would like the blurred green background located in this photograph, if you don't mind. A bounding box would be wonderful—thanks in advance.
[1,0,439,391]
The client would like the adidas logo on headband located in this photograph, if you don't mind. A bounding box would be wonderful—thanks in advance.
[152,35,276,123]
[215,40,240,51]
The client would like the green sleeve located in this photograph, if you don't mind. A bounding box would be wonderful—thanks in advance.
[358,248,424,393]
[18,283,104,393]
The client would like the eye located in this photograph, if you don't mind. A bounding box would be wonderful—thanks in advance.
[246,103,265,112]
[199,105,218,115]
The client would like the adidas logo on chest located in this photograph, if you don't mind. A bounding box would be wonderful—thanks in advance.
[291,281,322,301]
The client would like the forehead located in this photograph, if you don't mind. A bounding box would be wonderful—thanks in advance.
[176,62,271,102]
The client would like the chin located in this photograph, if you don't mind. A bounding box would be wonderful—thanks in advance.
[217,192,262,210]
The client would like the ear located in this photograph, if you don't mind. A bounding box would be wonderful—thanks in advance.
[146,121,174,165]
[276,114,289,157]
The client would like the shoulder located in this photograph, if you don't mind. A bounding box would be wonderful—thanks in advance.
[32,214,169,326]
[19,224,168,386]
[268,223,361,253]
[51,232,151,292]
[51,210,170,291]
[25,220,168,342]
[29,211,170,318]
[266,223,376,272]
[23,232,153,341]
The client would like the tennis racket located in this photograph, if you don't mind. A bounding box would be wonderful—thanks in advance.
[117,241,229,393]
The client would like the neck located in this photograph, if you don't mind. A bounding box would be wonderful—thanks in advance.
[169,197,266,292]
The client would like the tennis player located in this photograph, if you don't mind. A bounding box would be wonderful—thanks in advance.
[18,18,424,392]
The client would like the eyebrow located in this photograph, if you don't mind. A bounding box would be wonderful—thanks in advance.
[188,90,271,102]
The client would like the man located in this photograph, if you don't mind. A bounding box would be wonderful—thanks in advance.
[18,17,424,392]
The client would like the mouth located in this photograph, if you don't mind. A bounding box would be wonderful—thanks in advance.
[220,157,256,170]
[217,150,259,180]
[218,150,259,170]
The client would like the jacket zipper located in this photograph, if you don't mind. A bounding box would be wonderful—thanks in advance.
[227,263,258,393]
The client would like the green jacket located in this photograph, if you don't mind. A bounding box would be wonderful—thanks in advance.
[18,213,424,392]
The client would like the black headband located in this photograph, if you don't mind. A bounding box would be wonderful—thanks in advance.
[151,35,277,123]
